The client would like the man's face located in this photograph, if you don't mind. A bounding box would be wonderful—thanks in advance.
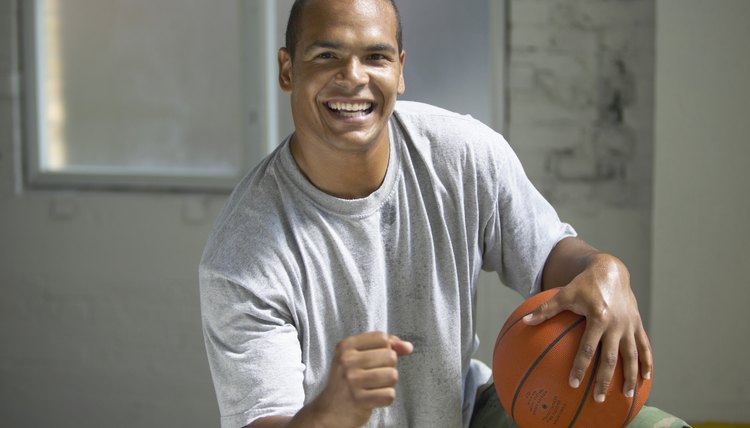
[278,0,405,154]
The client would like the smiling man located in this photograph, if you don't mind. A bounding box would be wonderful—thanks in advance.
[199,1,689,427]
[280,0,405,200]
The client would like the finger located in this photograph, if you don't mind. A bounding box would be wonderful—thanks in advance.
[353,386,397,409]
[342,348,398,370]
[523,290,567,325]
[593,334,620,403]
[389,336,414,356]
[569,321,605,390]
[620,336,639,398]
[635,328,653,380]
[344,331,390,351]
[348,367,400,390]
[336,331,389,359]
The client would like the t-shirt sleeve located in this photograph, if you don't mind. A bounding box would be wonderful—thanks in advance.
[199,268,305,428]
[481,136,576,297]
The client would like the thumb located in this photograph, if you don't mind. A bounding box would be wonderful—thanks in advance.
[523,290,565,325]
[389,336,414,356]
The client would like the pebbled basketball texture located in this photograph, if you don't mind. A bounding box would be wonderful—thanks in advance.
[492,288,652,427]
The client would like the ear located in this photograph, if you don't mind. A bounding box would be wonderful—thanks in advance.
[278,47,293,93]
[397,50,406,95]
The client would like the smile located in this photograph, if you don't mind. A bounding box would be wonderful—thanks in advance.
[325,101,375,118]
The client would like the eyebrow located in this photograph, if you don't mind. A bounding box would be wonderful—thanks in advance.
[304,41,398,55]
[366,43,398,54]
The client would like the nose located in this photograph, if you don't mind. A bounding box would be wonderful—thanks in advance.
[335,56,368,87]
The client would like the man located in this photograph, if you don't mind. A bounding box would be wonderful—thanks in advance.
[200,0,688,427]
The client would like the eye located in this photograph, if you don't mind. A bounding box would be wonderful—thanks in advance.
[367,53,388,61]
[317,52,336,59]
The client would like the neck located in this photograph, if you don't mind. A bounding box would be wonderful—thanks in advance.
[290,132,390,200]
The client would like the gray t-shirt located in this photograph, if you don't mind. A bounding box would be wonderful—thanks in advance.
[200,101,575,428]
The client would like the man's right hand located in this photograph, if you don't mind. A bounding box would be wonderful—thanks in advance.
[312,331,414,427]
[250,331,413,428]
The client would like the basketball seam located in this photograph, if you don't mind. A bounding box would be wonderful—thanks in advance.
[621,377,639,428]
[496,290,562,347]
[496,311,533,345]
[510,317,586,423]
[568,347,601,428]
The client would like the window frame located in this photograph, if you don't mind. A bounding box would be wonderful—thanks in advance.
[20,0,278,192]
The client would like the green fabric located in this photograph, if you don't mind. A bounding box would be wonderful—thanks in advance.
[469,382,690,428]
[627,406,691,428]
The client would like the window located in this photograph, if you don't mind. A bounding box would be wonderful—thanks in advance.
[21,0,278,191]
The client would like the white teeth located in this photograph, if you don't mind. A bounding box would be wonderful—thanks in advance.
[328,101,372,112]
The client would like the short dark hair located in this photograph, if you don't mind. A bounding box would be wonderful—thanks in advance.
[285,0,403,60]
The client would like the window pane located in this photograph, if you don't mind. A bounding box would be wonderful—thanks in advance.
[39,0,246,177]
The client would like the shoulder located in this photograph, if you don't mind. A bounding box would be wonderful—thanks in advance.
[393,101,495,137]
[200,146,295,282]
[392,101,517,182]
[393,101,510,156]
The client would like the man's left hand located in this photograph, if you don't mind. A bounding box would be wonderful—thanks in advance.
[522,251,653,403]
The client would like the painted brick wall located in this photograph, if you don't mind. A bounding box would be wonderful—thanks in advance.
[508,0,655,324]
[509,0,654,201]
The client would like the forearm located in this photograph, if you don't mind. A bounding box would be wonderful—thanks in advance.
[248,399,332,428]
[541,237,620,290]
[248,416,292,428]
[247,403,325,428]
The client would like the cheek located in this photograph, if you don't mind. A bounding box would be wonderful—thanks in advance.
[291,84,320,110]
[374,70,405,94]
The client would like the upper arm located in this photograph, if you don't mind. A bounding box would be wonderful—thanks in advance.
[480,136,577,296]
[200,268,305,428]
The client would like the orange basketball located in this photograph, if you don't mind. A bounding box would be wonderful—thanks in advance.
[492,289,652,427]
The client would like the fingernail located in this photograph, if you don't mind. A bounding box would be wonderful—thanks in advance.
[569,377,580,389]
[625,389,634,398]
[644,371,651,380]
[523,314,534,323]
[595,393,605,403]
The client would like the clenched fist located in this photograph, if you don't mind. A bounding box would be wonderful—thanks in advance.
[312,331,414,427]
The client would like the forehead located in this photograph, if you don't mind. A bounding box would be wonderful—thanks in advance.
[298,0,398,47]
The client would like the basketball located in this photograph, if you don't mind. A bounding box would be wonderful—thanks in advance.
[492,288,652,427]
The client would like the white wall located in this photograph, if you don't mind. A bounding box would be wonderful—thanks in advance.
[0,1,225,426]
[651,0,750,421]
